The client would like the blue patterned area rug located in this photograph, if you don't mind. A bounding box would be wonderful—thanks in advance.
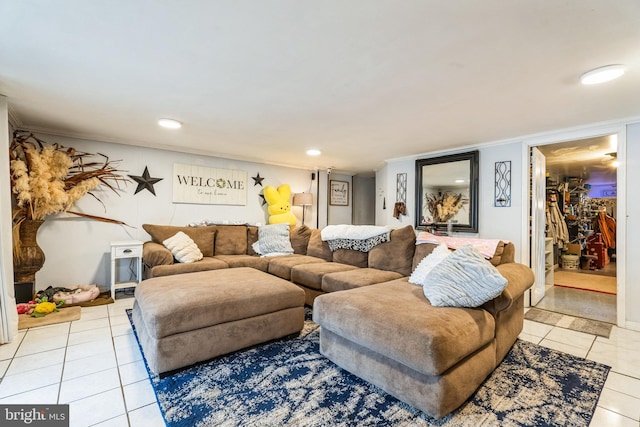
[128,310,609,427]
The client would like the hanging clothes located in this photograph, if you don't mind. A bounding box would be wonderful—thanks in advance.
[594,211,616,248]
[546,200,569,250]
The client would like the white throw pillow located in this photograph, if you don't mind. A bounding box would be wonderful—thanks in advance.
[163,231,203,263]
[252,223,294,256]
[422,245,507,307]
[409,243,451,286]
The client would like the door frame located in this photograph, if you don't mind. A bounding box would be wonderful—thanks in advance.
[530,147,547,306]
[520,124,626,327]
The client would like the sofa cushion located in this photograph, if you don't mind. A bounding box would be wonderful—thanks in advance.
[306,229,333,261]
[213,225,248,255]
[422,245,508,308]
[143,224,216,257]
[321,268,403,293]
[368,225,416,276]
[332,249,368,268]
[146,257,229,278]
[291,263,359,291]
[247,226,259,256]
[290,225,312,255]
[313,278,495,376]
[268,254,327,280]
[163,231,203,263]
[214,254,270,272]
[252,223,294,256]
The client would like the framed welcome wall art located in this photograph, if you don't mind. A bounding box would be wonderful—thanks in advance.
[172,163,248,205]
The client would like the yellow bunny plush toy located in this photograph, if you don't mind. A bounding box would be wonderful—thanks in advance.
[264,184,297,226]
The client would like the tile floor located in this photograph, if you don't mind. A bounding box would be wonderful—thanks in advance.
[536,285,617,323]
[0,296,639,426]
[520,309,640,427]
[537,266,617,324]
[0,295,164,427]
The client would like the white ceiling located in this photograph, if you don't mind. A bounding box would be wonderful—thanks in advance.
[538,135,618,184]
[1,1,639,174]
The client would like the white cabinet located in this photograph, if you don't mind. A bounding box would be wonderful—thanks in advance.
[110,240,143,299]
[544,237,554,287]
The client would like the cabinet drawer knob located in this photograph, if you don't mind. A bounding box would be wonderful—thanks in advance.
[123,249,132,253]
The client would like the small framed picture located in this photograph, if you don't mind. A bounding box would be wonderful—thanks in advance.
[330,180,349,206]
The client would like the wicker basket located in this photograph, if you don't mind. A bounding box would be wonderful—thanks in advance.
[561,254,579,270]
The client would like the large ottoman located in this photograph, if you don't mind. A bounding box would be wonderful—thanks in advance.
[132,267,305,374]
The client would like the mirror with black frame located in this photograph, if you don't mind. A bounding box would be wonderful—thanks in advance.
[415,150,479,233]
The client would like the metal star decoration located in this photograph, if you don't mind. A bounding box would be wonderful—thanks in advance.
[259,193,267,206]
[252,173,265,186]
[129,166,163,196]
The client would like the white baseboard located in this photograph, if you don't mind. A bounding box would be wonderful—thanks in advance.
[623,320,640,332]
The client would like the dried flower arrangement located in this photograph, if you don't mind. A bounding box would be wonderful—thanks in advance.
[425,192,465,223]
[9,131,129,257]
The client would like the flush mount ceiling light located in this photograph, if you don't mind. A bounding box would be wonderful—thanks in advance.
[306,149,321,156]
[580,65,626,85]
[158,118,182,129]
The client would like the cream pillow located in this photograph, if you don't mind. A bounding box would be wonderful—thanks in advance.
[409,243,451,286]
[163,231,203,263]
[422,245,507,307]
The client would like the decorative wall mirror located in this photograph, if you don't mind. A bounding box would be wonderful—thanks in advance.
[415,150,479,233]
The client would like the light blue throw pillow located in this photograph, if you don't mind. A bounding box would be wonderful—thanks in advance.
[422,244,507,307]
[252,223,294,256]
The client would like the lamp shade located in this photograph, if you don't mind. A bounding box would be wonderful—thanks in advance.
[293,193,313,206]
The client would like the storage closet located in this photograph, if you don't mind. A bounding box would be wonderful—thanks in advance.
[545,176,616,272]
[534,135,617,324]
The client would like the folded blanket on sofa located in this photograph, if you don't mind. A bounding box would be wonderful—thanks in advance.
[321,225,391,252]
[321,225,389,241]
[326,234,390,252]
[416,231,506,259]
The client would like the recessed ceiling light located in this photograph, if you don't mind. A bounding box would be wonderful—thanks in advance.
[580,65,626,85]
[306,149,321,156]
[158,118,182,129]
[455,179,465,183]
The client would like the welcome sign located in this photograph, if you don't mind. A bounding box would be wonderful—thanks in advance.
[173,163,247,205]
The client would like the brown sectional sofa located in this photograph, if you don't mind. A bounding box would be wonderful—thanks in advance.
[142,223,429,305]
[140,222,533,418]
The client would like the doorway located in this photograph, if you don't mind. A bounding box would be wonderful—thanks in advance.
[532,135,618,324]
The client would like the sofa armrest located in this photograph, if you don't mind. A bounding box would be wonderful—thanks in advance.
[489,241,515,266]
[482,263,534,314]
[143,241,174,267]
